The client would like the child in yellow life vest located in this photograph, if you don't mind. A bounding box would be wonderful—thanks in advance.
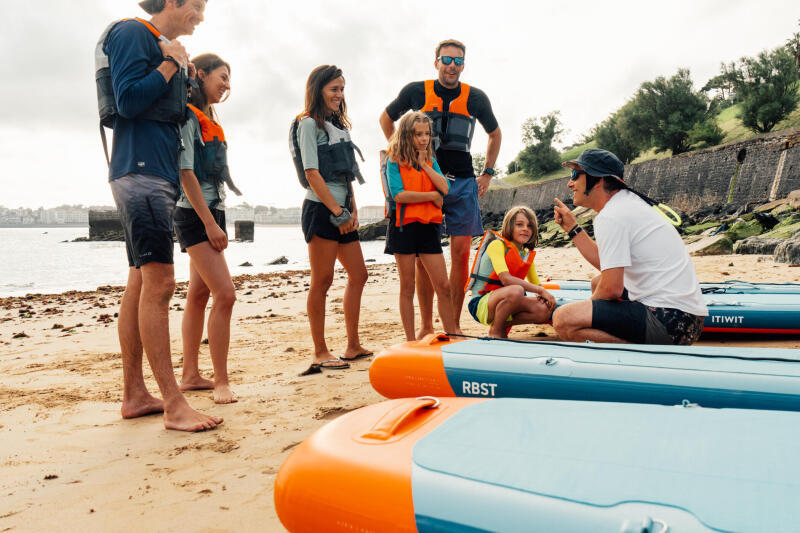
[385,112,462,340]
[467,206,556,338]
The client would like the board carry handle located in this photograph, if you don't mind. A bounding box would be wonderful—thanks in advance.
[360,397,440,441]
[621,516,669,533]
[415,332,451,346]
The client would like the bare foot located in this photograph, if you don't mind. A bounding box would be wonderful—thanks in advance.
[341,346,373,360]
[213,384,238,404]
[163,400,223,432]
[121,393,164,419]
[180,375,214,391]
[416,328,434,340]
[488,328,508,339]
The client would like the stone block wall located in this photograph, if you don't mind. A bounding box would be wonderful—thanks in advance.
[88,209,124,241]
[481,127,800,216]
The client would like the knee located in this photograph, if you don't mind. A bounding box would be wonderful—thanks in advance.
[590,275,600,291]
[188,284,211,305]
[213,287,236,310]
[349,267,368,288]
[147,277,175,305]
[433,279,452,299]
[311,273,334,293]
[551,307,568,335]
[399,283,416,300]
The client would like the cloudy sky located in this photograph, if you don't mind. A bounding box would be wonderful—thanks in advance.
[2,0,798,210]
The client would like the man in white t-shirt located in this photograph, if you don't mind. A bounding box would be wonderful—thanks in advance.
[551,148,707,345]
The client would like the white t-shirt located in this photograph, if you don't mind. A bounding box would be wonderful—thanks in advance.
[594,189,708,316]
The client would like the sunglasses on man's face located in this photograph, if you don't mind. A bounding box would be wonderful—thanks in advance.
[438,56,464,66]
[570,170,586,181]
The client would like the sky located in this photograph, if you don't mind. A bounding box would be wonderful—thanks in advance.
[2,0,798,210]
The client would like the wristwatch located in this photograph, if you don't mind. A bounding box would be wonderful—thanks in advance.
[568,225,584,239]
[482,167,495,177]
[163,55,181,69]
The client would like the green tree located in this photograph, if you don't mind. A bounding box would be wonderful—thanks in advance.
[626,69,711,155]
[471,152,486,176]
[517,112,563,177]
[593,101,643,163]
[787,31,800,68]
[734,47,800,133]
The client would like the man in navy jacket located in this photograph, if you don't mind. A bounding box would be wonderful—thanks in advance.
[106,0,222,431]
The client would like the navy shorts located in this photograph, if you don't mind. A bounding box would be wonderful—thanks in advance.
[384,221,443,255]
[592,299,704,345]
[301,199,359,244]
[442,177,484,237]
[109,173,179,268]
[173,206,227,253]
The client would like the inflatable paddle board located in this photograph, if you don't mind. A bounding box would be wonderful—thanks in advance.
[275,396,800,532]
[369,334,800,410]
[544,279,800,294]
[547,288,800,334]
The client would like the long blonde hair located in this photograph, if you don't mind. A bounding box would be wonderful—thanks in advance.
[387,112,433,168]
[501,206,539,250]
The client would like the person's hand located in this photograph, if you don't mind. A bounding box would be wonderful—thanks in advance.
[476,172,491,198]
[553,198,577,232]
[432,192,444,209]
[339,212,358,234]
[159,39,189,67]
[538,289,556,311]
[416,150,427,169]
[206,223,228,251]
[187,61,196,79]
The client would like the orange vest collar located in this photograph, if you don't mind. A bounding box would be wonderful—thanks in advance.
[187,104,226,142]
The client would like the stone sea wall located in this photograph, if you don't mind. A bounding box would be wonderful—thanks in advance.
[481,127,800,215]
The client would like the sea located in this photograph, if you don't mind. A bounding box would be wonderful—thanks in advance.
[0,226,394,298]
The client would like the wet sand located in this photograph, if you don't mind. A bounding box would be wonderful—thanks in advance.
[1,249,799,531]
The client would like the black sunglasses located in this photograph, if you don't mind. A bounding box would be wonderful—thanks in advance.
[570,170,585,181]
[438,56,464,66]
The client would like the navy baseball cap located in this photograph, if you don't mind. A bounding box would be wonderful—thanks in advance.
[563,148,625,182]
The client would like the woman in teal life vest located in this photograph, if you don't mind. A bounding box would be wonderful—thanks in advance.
[173,53,240,403]
[290,65,371,375]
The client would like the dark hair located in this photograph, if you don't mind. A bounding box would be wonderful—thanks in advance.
[304,65,350,130]
[601,176,626,192]
[188,53,230,122]
[435,39,466,58]
[139,0,182,14]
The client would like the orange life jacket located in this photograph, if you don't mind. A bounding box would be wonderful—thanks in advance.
[478,234,535,295]
[420,80,476,152]
[392,156,443,227]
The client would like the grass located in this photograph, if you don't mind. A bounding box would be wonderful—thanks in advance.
[506,88,800,186]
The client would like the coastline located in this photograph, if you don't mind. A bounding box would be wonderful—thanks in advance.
[2,249,800,531]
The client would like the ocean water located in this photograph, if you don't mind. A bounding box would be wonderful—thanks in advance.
[0,226,393,297]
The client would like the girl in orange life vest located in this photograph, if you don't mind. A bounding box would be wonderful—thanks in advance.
[467,207,556,338]
[296,65,371,376]
[385,112,462,340]
[173,54,238,404]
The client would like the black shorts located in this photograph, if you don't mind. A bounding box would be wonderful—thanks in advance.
[384,221,443,255]
[592,299,705,345]
[301,200,359,244]
[109,173,179,268]
[173,206,227,253]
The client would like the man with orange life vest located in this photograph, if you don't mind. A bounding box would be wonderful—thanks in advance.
[100,0,223,431]
[380,38,501,337]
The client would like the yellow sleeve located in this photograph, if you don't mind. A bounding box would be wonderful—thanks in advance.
[526,259,541,285]
[486,239,509,275]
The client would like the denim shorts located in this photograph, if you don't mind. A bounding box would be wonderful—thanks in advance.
[442,177,484,237]
[109,173,179,268]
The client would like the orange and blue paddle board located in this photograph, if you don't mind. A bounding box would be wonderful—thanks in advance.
[369,334,800,410]
[275,396,800,532]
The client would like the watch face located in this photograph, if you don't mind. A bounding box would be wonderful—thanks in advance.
[484,168,495,176]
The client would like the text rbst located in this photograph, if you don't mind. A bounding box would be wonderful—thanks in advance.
[462,381,498,396]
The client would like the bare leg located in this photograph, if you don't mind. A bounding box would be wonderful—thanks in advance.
[415,258,435,339]
[185,243,237,403]
[180,262,214,391]
[306,236,347,366]
[487,286,526,338]
[139,262,223,431]
[336,241,369,358]
[552,300,627,343]
[119,267,164,419]
[449,235,472,330]
[395,254,417,341]
[418,253,461,335]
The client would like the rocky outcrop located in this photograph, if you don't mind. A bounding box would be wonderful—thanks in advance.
[358,218,388,241]
[733,236,782,255]
[774,233,800,264]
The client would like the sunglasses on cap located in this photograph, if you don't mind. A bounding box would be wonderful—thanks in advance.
[438,56,464,66]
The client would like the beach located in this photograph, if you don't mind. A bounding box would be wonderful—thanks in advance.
[2,248,799,532]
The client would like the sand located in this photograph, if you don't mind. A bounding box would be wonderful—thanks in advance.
[1,248,799,531]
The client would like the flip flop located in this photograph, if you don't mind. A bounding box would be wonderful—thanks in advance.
[339,351,374,361]
[299,359,350,376]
